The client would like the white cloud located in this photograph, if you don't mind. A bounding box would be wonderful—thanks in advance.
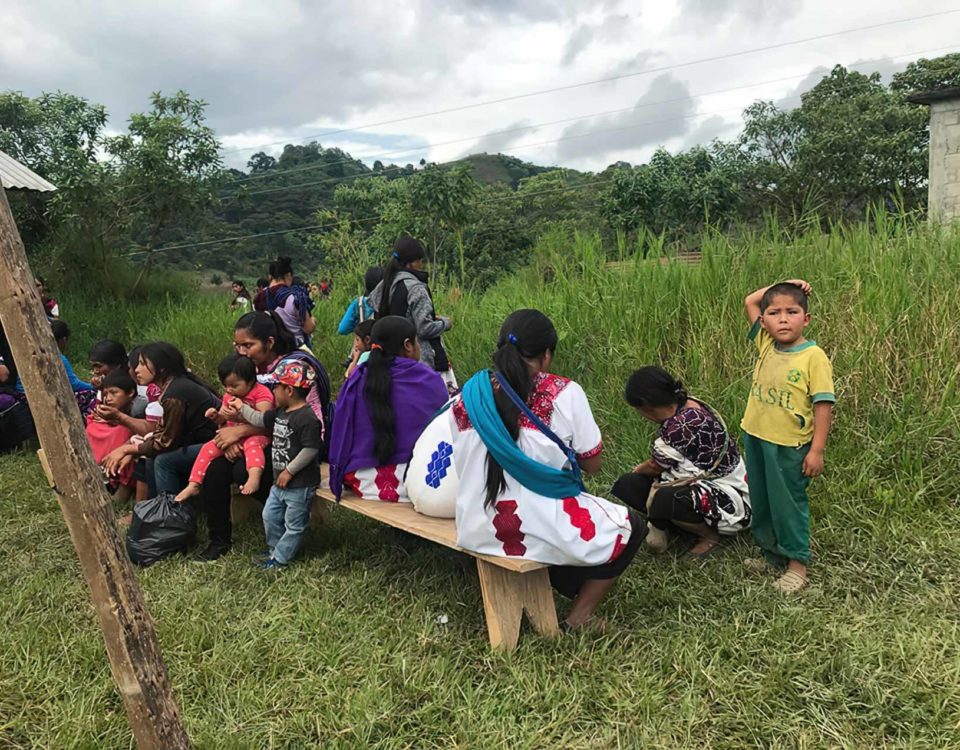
[5,0,958,173]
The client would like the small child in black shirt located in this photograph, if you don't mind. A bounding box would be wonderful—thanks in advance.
[234,359,322,569]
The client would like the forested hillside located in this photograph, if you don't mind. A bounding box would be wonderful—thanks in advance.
[1,54,959,292]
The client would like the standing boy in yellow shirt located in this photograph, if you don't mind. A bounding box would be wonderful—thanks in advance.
[741,279,834,593]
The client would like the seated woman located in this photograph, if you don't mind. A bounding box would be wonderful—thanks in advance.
[611,366,750,558]
[197,311,331,561]
[406,309,643,631]
[329,316,448,502]
[102,342,220,498]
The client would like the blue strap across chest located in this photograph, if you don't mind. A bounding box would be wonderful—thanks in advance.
[460,370,585,499]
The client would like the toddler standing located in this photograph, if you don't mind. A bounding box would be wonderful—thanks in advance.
[741,279,835,593]
[235,359,322,569]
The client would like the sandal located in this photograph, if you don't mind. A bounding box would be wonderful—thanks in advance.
[687,538,722,559]
[772,569,808,594]
[644,523,668,554]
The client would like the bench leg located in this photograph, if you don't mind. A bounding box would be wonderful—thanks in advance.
[521,567,560,640]
[476,560,559,651]
[309,498,330,529]
[230,491,261,525]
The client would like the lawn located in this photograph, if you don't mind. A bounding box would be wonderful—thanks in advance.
[1,221,959,748]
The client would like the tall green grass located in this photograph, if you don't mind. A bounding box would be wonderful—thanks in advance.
[5,218,960,747]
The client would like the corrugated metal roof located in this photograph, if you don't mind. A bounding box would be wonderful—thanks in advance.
[0,149,57,192]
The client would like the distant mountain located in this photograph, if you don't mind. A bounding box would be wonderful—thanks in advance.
[157,146,586,277]
[453,153,560,187]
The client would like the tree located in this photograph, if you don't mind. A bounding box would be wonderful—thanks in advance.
[247,152,277,173]
[737,66,929,218]
[408,163,479,270]
[0,91,112,249]
[600,145,742,246]
[108,91,222,250]
[106,91,222,287]
[890,53,960,94]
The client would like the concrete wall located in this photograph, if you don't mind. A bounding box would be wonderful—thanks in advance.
[928,98,960,223]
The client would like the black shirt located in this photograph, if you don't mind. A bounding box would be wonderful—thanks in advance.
[264,405,322,488]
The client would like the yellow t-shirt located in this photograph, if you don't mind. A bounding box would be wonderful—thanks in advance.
[740,321,835,447]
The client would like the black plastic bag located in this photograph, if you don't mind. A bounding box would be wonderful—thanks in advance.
[127,493,197,566]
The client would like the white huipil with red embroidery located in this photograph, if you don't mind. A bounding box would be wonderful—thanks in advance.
[410,373,632,566]
[342,464,410,502]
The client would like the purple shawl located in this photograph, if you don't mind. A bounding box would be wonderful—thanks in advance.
[329,356,449,500]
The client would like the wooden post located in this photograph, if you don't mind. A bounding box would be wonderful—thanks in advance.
[0,188,190,749]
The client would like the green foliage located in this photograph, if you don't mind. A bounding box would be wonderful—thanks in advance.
[738,66,928,218]
[891,52,960,93]
[310,163,538,289]
[0,91,114,251]
[0,89,222,294]
[3,219,960,747]
[106,91,222,251]
[600,145,743,245]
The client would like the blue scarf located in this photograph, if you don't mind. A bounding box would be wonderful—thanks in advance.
[460,370,585,499]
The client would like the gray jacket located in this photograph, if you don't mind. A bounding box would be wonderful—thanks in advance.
[368,270,450,369]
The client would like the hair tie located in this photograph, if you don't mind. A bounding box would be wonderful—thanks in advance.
[392,251,400,260]
[370,343,383,351]
[507,333,518,345]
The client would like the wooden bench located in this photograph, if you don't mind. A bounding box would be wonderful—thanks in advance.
[314,486,559,652]
[230,472,560,651]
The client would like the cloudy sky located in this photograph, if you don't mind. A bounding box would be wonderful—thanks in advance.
[4,0,958,172]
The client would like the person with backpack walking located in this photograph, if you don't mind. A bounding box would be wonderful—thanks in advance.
[368,236,457,393]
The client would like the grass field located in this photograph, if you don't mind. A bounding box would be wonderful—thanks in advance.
[2,219,960,748]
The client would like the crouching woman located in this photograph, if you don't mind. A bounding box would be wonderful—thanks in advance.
[612,366,750,557]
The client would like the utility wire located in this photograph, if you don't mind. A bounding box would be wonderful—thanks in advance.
[133,39,958,257]
[220,44,959,202]
[219,42,959,194]
[219,9,959,155]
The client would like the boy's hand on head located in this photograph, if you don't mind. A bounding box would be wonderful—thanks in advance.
[785,279,813,296]
[276,469,293,488]
[802,449,824,478]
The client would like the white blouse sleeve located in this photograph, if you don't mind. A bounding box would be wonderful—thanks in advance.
[551,381,603,459]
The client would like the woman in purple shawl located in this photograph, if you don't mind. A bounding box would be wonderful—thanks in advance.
[330,316,449,502]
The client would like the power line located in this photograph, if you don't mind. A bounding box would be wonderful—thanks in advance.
[134,39,957,258]
[219,9,959,156]
[218,41,960,194]
[218,42,960,203]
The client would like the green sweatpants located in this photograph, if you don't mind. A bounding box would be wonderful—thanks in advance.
[741,433,812,566]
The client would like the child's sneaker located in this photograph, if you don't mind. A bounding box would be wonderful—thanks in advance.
[257,558,287,571]
[251,550,271,565]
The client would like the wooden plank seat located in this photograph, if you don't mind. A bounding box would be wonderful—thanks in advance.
[313,485,559,652]
[229,472,560,650]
